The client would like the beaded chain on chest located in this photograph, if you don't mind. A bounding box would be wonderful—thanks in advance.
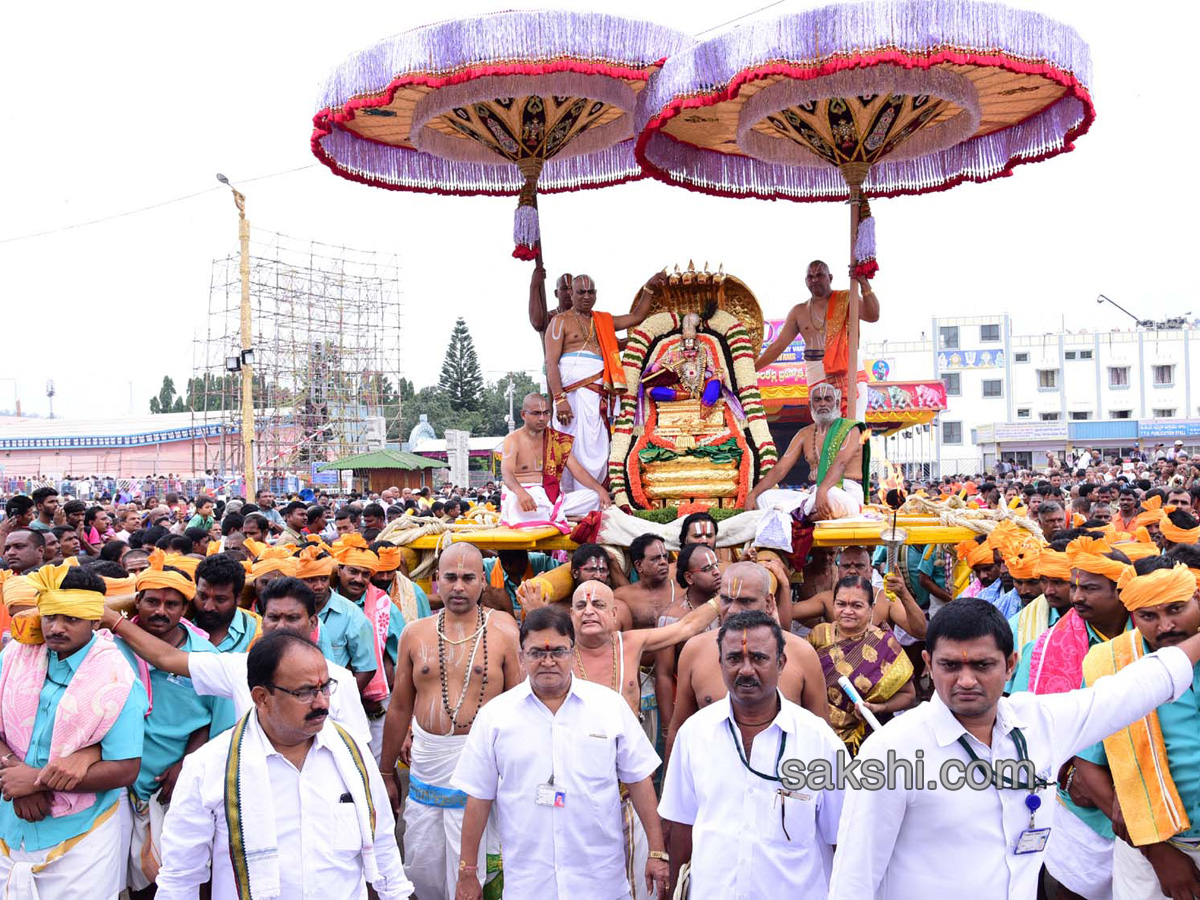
[437,606,489,730]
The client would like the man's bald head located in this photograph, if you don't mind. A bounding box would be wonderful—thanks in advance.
[520,392,552,433]
[440,542,483,574]
[718,562,773,620]
[805,260,833,299]
[522,393,549,412]
[571,274,597,312]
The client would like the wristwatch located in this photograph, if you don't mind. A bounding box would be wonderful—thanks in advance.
[649,851,669,862]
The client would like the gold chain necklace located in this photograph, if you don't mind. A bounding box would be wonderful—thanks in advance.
[574,635,619,691]
[573,311,596,353]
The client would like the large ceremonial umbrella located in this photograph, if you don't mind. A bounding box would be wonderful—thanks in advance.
[312,11,694,264]
[635,0,1093,391]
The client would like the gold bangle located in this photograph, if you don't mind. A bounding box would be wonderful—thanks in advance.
[649,850,669,862]
[707,598,720,614]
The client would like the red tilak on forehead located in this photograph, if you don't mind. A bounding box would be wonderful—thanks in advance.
[742,628,748,655]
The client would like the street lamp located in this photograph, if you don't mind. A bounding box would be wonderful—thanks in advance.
[217,173,256,497]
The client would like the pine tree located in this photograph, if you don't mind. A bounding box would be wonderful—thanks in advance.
[439,318,484,411]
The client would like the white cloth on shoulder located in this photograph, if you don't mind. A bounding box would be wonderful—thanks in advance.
[500,485,599,528]
[554,351,608,485]
[752,481,864,550]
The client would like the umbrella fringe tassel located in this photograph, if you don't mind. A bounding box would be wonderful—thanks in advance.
[513,204,540,261]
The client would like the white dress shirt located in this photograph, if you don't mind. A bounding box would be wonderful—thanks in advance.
[828,645,1197,900]
[187,650,371,751]
[659,692,844,900]
[452,675,660,900]
[156,715,411,900]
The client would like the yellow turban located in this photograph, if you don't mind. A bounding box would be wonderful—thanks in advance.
[956,539,995,569]
[1037,548,1072,581]
[0,572,37,612]
[1116,563,1198,612]
[1161,509,1200,545]
[1110,540,1160,562]
[136,548,197,601]
[9,609,43,644]
[205,540,222,556]
[1134,496,1166,530]
[26,562,105,620]
[332,534,380,573]
[102,575,138,597]
[295,544,337,579]
[163,554,200,579]
[1066,536,1130,584]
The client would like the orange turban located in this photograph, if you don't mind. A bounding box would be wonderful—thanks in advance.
[375,546,403,573]
[163,553,200,579]
[956,539,995,569]
[0,571,37,611]
[205,541,222,556]
[1161,509,1200,545]
[1134,496,1166,530]
[332,534,380,573]
[1116,563,1198,611]
[1037,548,1072,581]
[1110,540,1160,562]
[1006,546,1041,580]
[1066,536,1130,584]
[136,548,197,601]
[1191,568,1200,591]
[102,575,138,597]
[295,544,337,579]
[243,539,301,580]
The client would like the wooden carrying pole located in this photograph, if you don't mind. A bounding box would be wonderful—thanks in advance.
[840,163,870,419]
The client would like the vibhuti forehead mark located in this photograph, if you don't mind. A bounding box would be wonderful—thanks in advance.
[730,577,743,600]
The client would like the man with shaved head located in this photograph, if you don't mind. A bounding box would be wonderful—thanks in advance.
[756,259,880,418]
[380,542,522,900]
[499,392,612,528]
[544,271,664,486]
[528,265,573,334]
[666,562,828,761]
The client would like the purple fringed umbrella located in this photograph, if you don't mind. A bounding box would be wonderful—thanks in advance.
[312,10,694,264]
[635,0,1093,397]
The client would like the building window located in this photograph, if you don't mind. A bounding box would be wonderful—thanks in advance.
[1037,369,1059,390]
[938,326,960,350]
[1110,410,1132,419]
[1014,352,1029,363]
[980,324,1000,342]
[1016,407,1031,419]
[1069,411,1091,420]
[1065,351,1077,360]
[1154,365,1175,387]
[1154,408,1177,418]
[982,379,1003,398]
[1108,366,1129,388]
[1040,412,1060,421]
[942,373,961,396]
[943,421,963,444]
[1079,349,1093,360]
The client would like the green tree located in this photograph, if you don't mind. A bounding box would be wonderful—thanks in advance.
[438,318,484,412]
[149,376,178,414]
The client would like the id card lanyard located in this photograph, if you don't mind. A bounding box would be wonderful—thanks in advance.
[726,719,792,840]
[956,726,1051,855]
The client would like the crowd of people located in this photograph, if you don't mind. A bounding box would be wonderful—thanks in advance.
[0,446,1197,899]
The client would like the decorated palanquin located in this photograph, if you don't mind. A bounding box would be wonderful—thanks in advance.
[609,263,778,512]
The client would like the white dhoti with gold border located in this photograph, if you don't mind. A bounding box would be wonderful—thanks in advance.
[554,351,608,486]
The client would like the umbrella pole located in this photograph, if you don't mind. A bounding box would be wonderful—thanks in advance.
[840,163,870,420]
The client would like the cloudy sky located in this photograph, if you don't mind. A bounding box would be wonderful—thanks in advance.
[2,0,1192,420]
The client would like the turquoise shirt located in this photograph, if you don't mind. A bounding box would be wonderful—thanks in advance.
[116,627,236,800]
[412,584,433,619]
[0,634,148,851]
[214,608,258,654]
[317,592,378,672]
[482,553,560,615]
[1080,639,1200,840]
[1005,606,1063,693]
[1012,619,1131,839]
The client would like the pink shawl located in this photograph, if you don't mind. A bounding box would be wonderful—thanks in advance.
[1028,608,1090,695]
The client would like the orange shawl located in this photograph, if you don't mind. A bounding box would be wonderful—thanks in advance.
[591,310,628,393]
[823,290,850,376]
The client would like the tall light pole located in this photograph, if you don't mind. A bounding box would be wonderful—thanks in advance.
[217,173,256,498]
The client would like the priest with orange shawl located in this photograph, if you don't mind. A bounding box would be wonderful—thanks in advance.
[755,260,880,419]
[544,273,659,484]
[1075,558,1200,899]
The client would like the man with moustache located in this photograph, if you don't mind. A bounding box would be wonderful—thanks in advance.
[381,543,522,900]
[3,529,45,575]
[191,553,261,654]
[1069,558,1200,899]
[452,605,666,900]
[112,552,234,898]
[745,382,868,521]
[294,545,377,690]
[544,273,661,485]
[667,563,828,768]
[155,632,413,900]
[102,577,370,752]
[661,610,844,899]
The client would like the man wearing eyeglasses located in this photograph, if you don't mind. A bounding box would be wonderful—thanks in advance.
[155,631,413,900]
[452,604,666,900]
[100,577,370,751]
[660,609,845,899]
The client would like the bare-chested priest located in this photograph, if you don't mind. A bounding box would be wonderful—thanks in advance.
[380,542,521,900]
[500,392,611,528]
[756,260,879,418]
[544,272,664,483]
[666,562,828,759]
[745,382,868,520]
